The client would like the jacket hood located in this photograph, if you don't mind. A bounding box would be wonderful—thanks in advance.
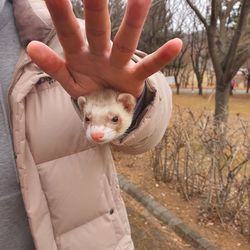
[12,0,54,47]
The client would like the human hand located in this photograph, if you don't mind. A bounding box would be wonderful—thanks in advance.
[27,0,182,99]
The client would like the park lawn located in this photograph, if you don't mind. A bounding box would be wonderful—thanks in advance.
[173,93,250,118]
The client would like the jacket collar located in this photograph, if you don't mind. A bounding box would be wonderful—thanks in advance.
[12,0,54,48]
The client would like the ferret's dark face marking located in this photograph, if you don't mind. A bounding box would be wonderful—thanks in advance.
[77,89,136,144]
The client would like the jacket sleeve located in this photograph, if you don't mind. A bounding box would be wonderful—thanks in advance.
[111,70,172,154]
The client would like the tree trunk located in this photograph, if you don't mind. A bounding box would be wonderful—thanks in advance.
[176,84,180,95]
[230,85,233,96]
[247,79,250,93]
[215,83,230,123]
[175,76,180,95]
[197,78,203,95]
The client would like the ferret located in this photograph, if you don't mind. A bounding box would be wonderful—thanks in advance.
[77,89,136,144]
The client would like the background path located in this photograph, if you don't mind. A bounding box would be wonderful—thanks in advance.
[172,88,248,95]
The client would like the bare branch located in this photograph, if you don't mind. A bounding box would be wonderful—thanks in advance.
[223,0,250,75]
[230,45,250,80]
[211,0,218,27]
[185,0,208,28]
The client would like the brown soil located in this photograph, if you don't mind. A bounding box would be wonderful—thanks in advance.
[122,192,192,249]
[114,151,250,250]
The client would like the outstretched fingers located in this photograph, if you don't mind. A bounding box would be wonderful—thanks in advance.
[110,0,152,68]
[83,0,111,56]
[27,41,82,98]
[44,0,84,54]
[133,38,183,81]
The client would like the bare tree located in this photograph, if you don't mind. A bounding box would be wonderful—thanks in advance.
[165,39,190,94]
[138,0,172,54]
[179,64,192,89]
[162,0,195,94]
[109,0,125,39]
[186,0,250,122]
[241,59,250,93]
[206,60,216,87]
[71,0,83,18]
[189,17,209,95]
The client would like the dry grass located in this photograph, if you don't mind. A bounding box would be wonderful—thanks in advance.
[173,94,250,118]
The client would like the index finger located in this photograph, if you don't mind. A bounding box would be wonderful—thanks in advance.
[44,0,84,54]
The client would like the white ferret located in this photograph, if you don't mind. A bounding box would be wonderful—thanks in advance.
[77,89,136,144]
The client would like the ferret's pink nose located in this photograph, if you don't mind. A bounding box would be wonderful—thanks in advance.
[91,132,104,141]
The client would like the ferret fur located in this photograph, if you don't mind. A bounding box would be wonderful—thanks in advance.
[77,89,136,144]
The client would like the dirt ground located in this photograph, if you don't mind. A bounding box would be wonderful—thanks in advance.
[122,192,192,249]
[115,93,250,249]
[114,151,250,250]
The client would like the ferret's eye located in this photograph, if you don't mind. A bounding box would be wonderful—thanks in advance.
[85,116,90,122]
[111,116,119,123]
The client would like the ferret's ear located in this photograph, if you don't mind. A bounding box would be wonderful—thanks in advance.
[117,93,136,113]
[77,96,87,112]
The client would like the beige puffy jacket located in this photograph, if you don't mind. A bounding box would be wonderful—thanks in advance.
[10,0,172,249]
